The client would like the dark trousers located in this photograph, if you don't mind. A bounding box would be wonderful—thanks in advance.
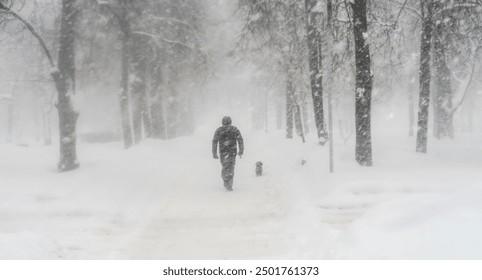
[220,152,236,189]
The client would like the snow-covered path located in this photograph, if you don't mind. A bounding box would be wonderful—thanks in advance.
[2,130,482,259]
[0,131,299,259]
[108,133,300,259]
[119,176,290,259]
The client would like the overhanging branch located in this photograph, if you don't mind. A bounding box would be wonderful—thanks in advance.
[0,3,55,68]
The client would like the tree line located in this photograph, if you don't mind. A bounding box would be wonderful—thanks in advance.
[1,0,207,171]
[238,0,482,168]
[1,0,481,172]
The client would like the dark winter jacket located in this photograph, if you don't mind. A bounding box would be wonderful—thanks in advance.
[212,121,244,157]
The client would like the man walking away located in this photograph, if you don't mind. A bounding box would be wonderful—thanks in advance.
[212,116,244,191]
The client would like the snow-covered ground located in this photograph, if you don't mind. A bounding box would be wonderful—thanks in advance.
[1,125,482,259]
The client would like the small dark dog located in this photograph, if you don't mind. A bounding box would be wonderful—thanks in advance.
[255,161,263,176]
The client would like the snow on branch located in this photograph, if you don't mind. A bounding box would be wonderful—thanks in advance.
[433,2,481,19]
[0,2,55,68]
[146,15,202,45]
[446,43,481,114]
[132,30,195,50]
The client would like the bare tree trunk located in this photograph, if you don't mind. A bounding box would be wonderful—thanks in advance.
[304,0,327,145]
[119,0,133,148]
[130,34,149,143]
[301,101,309,135]
[142,93,152,138]
[416,0,434,153]
[0,2,75,167]
[149,66,166,139]
[294,103,306,143]
[408,91,415,137]
[433,21,454,139]
[150,98,165,138]
[351,0,373,166]
[277,92,283,130]
[327,0,334,172]
[286,73,295,139]
[166,69,179,139]
[54,0,79,171]
[141,63,153,138]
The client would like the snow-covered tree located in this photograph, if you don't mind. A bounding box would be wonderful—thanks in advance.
[304,0,327,145]
[1,0,79,171]
[431,0,482,139]
[416,0,482,152]
[350,0,373,166]
[238,0,309,142]
[55,0,78,171]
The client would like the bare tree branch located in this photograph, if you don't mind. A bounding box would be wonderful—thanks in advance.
[0,3,55,68]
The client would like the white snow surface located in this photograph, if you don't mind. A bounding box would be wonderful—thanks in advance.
[1,127,482,259]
